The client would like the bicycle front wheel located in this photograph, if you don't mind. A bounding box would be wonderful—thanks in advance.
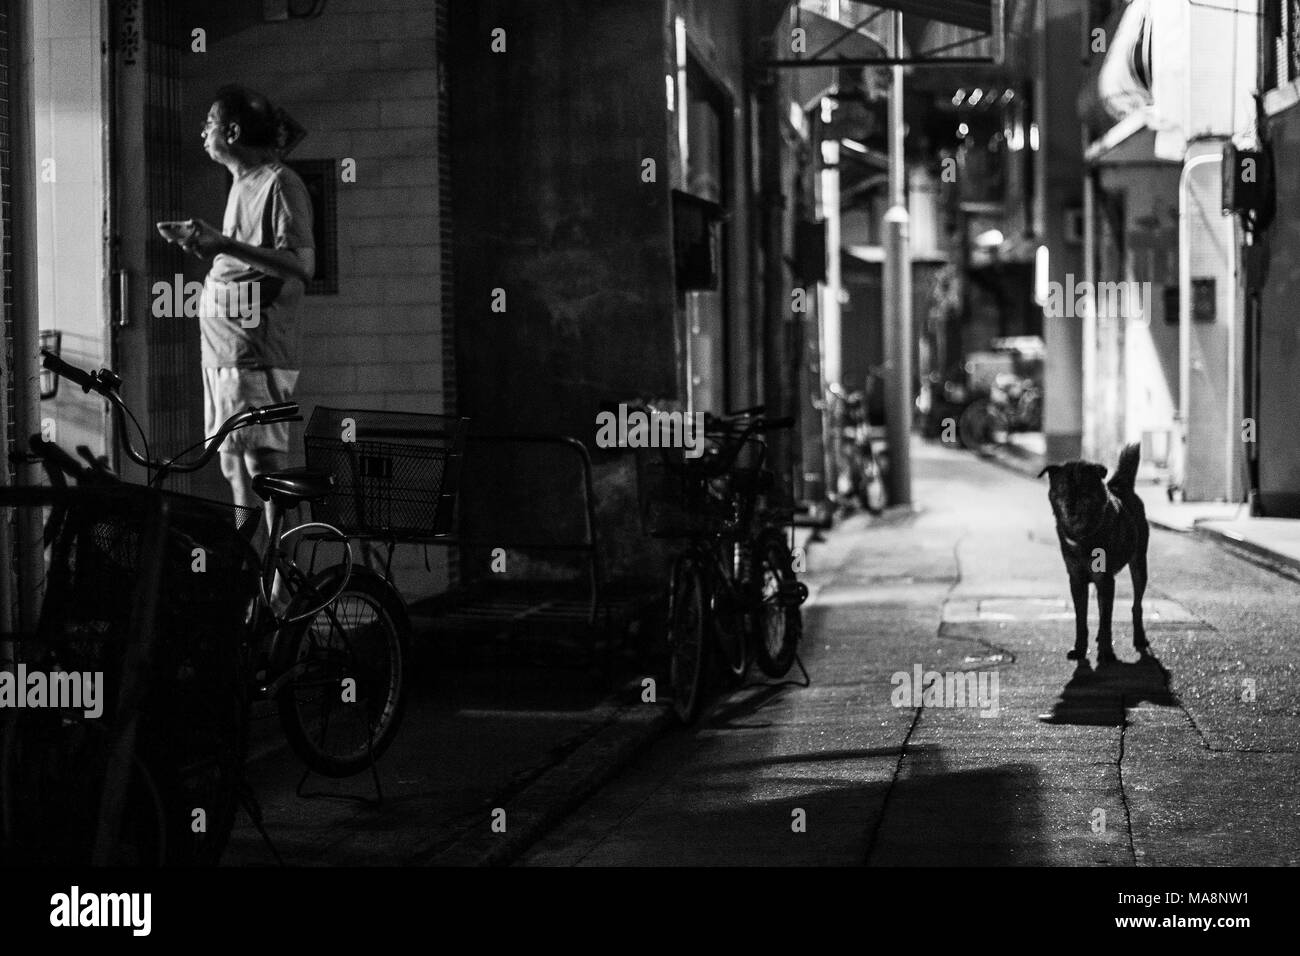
[668,554,709,724]
[751,529,804,678]
[0,714,167,866]
[276,566,410,778]
[713,547,751,682]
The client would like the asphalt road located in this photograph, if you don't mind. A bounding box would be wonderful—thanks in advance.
[521,439,1300,866]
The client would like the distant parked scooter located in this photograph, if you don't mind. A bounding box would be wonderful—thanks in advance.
[957,372,1041,451]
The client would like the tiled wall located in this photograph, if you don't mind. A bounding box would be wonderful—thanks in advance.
[180,0,450,597]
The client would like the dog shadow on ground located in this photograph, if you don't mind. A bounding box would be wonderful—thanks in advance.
[1039,651,1177,726]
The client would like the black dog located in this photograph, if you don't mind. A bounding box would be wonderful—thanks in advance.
[1039,443,1149,664]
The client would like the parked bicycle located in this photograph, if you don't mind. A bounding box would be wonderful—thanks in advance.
[639,407,809,723]
[828,382,888,515]
[3,349,417,863]
[1,483,254,865]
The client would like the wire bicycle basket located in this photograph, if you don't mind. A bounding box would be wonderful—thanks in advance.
[304,407,469,540]
[635,431,767,540]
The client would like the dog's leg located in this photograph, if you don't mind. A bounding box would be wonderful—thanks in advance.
[1096,575,1117,663]
[1067,573,1089,661]
[1131,549,1149,651]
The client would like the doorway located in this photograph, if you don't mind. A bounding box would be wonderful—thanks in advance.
[110,0,202,492]
[679,52,733,415]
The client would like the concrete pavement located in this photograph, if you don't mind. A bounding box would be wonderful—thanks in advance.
[521,438,1300,866]
[221,638,668,865]
[220,438,1300,866]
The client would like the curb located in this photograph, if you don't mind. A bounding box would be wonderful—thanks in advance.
[1191,523,1300,583]
[424,696,676,866]
[979,443,1204,538]
[973,444,1042,481]
[1146,515,1195,535]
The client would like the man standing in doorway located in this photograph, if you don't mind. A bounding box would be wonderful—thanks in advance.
[183,85,315,510]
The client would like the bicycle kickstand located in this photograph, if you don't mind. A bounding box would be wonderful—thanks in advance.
[294,735,385,808]
[238,779,284,866]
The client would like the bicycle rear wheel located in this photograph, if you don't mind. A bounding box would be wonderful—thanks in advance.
[668,554,709,724]
[750,529,804,678]
[276,566,410,777]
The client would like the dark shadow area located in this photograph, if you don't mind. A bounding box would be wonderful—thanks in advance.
[554,742,1044,866]
[867,755,1047,866]
[223,610,668,865]
[1039,652,1178,726]
[710,746,906,772]
[700,683,795,730]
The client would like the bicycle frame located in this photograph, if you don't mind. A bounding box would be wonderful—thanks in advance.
[246,519,355,701]
[26,348,357,702]
[677,425,777,620]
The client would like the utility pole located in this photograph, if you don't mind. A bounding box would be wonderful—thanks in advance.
[882,9,913,505]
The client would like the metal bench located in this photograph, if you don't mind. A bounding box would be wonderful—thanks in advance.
[303,413,656,669]
[415,434,658,667]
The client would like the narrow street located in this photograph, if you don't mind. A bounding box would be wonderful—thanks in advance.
[8,1,1300,933]
[522,440,1300,866]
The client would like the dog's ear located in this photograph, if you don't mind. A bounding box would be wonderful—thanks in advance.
[1037,464,1059,479]
[1086,462,1107,482]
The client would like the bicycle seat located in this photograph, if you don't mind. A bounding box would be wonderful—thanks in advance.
[252,467,336,506]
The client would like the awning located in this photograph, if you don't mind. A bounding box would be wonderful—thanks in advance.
[786,7,889,107]
[1077,0,1153,132]
[767,0,1005,67]
[868,0,996,33]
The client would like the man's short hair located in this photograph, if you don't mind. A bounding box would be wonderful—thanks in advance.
[213,85,280,149]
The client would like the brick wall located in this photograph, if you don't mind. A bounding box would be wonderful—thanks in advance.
[180,0,450,598]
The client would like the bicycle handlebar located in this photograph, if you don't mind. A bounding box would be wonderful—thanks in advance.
[28,435,90,486]
[38,348,301,479]
[253,401,301,425]
[41,348,106,395]
[662,411,795,482]
[704,411,795,435]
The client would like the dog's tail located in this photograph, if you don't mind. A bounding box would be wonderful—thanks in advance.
[1109,442,1141,494]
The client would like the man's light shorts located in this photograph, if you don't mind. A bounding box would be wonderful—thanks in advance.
[202,367,300,454]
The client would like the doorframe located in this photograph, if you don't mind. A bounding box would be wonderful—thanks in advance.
[679,37,737,414]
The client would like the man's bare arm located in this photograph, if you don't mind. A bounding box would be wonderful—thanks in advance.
[220,239,315,283]
[185,217,315,282]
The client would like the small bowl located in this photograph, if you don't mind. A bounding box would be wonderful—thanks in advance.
[156,220,196,242]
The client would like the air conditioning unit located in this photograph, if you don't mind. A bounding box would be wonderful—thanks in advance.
[1222,142,1273,223]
